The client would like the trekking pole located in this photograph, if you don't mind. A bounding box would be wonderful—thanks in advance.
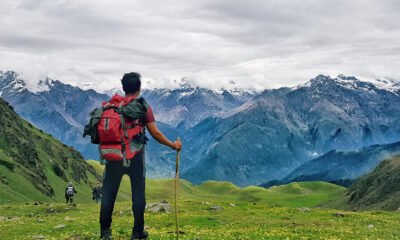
[174,137,180,240]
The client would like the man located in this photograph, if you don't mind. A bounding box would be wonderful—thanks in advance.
[92,182,102,203]
[65,182,77,204]
[100,72,182,240]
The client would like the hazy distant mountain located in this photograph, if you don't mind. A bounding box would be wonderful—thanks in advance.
[261,141,400,188]
[325,154,400,211]
[182,75,400,186]
[345,154,400,211]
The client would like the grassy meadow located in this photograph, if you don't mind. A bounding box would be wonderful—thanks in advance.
[1,160,399,239]
[1,199,400,239]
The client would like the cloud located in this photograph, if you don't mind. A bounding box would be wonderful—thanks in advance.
[0,0,399,92]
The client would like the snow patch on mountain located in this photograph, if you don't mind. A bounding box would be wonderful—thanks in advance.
[292,74,400,95]
[103,87,124,97]
[370,78,400,94]
[228,88,259,96]
[335,75,400,94]
[178,89,196,99]
[0,71,27,93]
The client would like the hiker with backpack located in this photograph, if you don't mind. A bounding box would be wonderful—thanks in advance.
[83,72,182,240]
[92,182,102,203]
[65,182,77,204]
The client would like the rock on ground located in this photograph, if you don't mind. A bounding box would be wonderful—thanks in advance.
[298,207,311,212]
[368,224,375,229]
[209,206,223,210]
[54,224,66,229]
[32,235,46,239]
[146,203,172,213]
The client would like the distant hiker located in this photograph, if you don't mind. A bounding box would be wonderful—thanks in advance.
[65,182,77,204]
[83,72,182,240]
[92,182,103,203]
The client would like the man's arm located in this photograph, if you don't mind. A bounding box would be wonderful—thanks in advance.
[146,122,182,150]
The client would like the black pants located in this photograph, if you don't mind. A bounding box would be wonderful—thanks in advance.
[66,197,73,203]
[100,152,146,233]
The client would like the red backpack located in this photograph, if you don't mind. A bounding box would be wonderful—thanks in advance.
[97,99,146,167]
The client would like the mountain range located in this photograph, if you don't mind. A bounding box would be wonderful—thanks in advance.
[1,71,400,186]
[182,75,400,186]
[0,71,254,178]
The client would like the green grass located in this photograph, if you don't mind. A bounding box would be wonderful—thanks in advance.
[87,160,346,208]
[1,200,400,239]
[0,161,397,239]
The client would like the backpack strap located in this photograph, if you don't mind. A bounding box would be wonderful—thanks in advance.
[121,135,130,168]
[118,101,129,139]
[118,101,130,167]
[103,102,110,109]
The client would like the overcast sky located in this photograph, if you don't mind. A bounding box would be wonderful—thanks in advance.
[0,0,399,91]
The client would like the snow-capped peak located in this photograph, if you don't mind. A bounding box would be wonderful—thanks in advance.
[0,71,27,93]
[228,87,259,96]
[335,74,400,94]
[292,74,400,94]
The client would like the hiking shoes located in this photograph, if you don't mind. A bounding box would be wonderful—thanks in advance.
[100,228,112,239]
[131,231,148,239]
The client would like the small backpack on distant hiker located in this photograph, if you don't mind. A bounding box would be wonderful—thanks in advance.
[65,183,77,203]
[83,95,149,167]
[66,186,74,197]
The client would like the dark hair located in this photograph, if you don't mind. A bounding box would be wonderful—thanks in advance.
[121,72,141,94]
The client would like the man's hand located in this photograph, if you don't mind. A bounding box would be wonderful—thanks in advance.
[172,139,182,151]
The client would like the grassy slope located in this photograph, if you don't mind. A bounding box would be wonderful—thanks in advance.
[0,98,101,204]
[0,141,100,204]
[1,200,400,239]
[324,154,400,211]
[88,160,346,208]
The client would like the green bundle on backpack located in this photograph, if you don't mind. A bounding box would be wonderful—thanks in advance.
[83,97,148,144]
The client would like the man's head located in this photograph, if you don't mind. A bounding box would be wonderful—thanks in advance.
[69,182,73,186]
[121,72,141,95]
